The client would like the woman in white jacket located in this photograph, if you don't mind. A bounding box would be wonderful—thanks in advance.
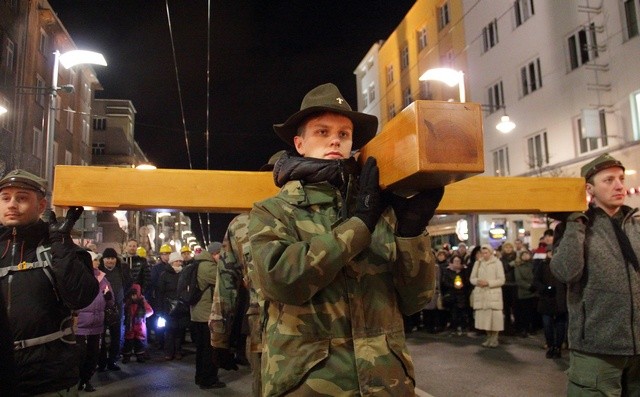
[470,245,506,347]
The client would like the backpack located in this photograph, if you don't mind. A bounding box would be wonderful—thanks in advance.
[176,260,212,306]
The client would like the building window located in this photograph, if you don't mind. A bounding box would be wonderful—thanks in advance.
[624,0,639,39]
[403,87,412,108]
[82,119,90,144]
[417,27,428,51]
[515,0,535,27]
[487,81,504,113]
[482,19,499,52]
[527,131,549,169]
[492,147,510,176]
[66,108,74,134]
[568,23,598,70]
[92,142,105,156]
[5,38,14,72]
[438,2,450,31]
[32,128,43,158]
[93,117,107,130]
[362,90,369,108]
[520,58,542,97]
[36,75,46,107]
[39,29,48,54]
[386,64,394,85]
[577,109,608,154]
[368,83,375,103]
[388,102,397,119]
[65,150,72,165]
[400,46,409,71]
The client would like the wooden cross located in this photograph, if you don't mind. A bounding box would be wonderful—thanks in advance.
[52,101,586,213]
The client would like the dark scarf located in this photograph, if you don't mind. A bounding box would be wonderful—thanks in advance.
[272,151,361,221]
[610,214,640,272]
[272,151,360,189]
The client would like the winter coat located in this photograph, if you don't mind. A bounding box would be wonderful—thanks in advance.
[122,254,151,292]
[123,283,153,340]
[551,205,640,356]
[514,260,537,300]
[76,268,115,335]
[0,220,98,395]
[470,256,505,311]
[534,259,566,316]
[149,260,168,309]
[250,176,436,397]
[157,265,190,327]
[441,267,469,309]
[190,251,217,322]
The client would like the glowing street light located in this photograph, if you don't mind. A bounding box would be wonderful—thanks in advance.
[45,49,107,202]
[496,115,516,133]
[419,67,465,102]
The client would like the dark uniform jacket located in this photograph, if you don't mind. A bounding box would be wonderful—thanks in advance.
[0,220,98,395]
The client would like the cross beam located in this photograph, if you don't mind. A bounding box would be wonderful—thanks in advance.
[52,166,586,213]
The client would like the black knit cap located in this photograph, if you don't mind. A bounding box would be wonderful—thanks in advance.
[273,83,378,150]
[102,248,119,258]
[0,169,47,196]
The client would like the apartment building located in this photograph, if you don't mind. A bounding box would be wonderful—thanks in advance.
[0,0,101,178]
[356,0,640,247]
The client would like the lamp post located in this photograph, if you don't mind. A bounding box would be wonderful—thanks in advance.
[419,67,465,103]
[44,49,106,202]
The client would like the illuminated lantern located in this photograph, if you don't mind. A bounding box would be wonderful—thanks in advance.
[454,275,463,288]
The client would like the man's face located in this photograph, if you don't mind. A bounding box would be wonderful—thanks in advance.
[212,252,221,262]
[515,239,523,249]
[181,251,191,261]
[103,257,117,269]
[587,167,626,214]
[293,113,353,160]
[126,240,138,255]
[160,253,170,263]
[0,187,46,227]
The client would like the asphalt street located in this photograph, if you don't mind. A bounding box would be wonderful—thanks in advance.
[86,330,568,396]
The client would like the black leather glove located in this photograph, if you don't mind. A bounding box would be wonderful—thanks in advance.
[46,206,84,243]
[388,188,444,237]
[354,157,383,232]
[212,347,239,371]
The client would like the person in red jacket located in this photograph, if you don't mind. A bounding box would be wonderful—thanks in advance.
[122,283,154,363]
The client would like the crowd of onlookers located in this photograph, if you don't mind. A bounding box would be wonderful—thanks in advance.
[403,231,567,358]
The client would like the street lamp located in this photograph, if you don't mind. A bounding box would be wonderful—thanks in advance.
[419,67,465,103]
[45,49,106,203]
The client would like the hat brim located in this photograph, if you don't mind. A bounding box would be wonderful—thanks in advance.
[0,180,46,196]
[273,106,378,150]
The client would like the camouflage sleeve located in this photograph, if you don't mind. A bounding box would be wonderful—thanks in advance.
[392,232,436,315]
[249,202,372,305]
[210,258,240,348]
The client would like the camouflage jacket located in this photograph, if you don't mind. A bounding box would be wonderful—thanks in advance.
[210,213,264,352]
[249,180,435,396]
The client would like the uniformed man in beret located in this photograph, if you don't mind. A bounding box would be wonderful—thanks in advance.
[551,154,640,396]
[248,83,443,396]
[0,169,98,395]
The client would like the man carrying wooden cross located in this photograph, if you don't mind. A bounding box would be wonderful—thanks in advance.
[248,83,444,396]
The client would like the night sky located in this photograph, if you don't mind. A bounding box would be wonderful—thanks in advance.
[48,0,415,242]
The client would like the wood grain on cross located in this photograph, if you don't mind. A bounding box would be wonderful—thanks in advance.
[52,101,587,213]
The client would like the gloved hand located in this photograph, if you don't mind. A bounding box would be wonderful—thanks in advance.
[388,187,444,237]
[354,157,383,232]
[212,347,239,371]
[103,290,113,301]
[46,206,83,243]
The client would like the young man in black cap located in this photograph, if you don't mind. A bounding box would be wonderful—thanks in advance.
[0,169,98,395]
[249,83,443,395]
[551,153,640,395]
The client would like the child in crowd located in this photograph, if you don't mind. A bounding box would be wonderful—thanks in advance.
[122,283,153,363]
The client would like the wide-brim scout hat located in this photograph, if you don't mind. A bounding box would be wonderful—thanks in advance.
[0,169,47,196]
[581,153,625,181]
[273,83,378,150]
